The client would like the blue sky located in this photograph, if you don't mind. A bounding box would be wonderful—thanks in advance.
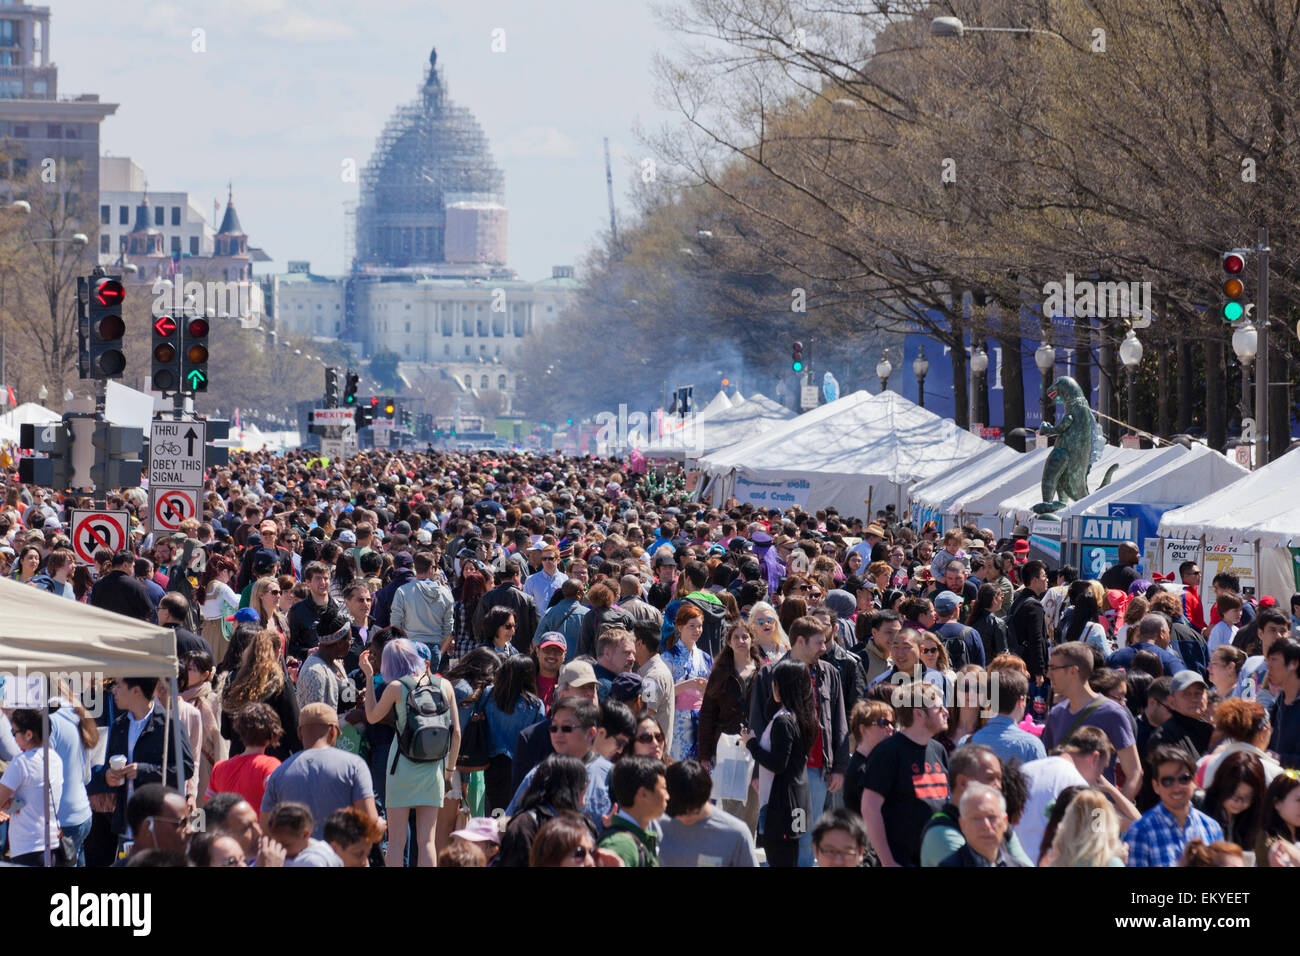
[51,0,674,280]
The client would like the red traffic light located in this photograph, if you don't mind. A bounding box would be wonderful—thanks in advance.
[1223,253,1246,275]
[370,397,380,406]
[153,315,177,337]
[93,278,125,306]
[96,316,125,340]
[187,318,210,338]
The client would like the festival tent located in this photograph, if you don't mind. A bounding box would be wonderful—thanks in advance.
[1064,444,1248,522]
[936,447,1053,534]
[0,402,60,444]
[697,389,988,516]
[908,442,1023,531]
[1157,448,1300,603]
[996,445,1184,526]
[646,393,794,460]
[0,575,178,865]
[697,388,732,419]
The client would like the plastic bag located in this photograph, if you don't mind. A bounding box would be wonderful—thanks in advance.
[709,733,754,803]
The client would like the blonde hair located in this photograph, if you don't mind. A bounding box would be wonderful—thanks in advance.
[250,576,280,624]
[746,601,790,650]
[222,629,284,710]
[920,630,952,672]
[1047,789,1124,867]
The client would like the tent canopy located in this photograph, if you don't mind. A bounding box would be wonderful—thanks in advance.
[996,445,1185,524]
[909,443,1023,517]
[647,392,793,459]
[0,575,177,679]
[699,390,989,516]
[1158,446,1300,546]
[1061,444,1247,519]
[0,402,59,444]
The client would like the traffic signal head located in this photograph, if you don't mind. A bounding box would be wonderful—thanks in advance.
[325,368,340,406]
[1221,252,1247,322]
[88,276,126,378]
[151,314,180,391]
[792,341,804,372]
[343,372,359,405]
[383,397,395,417]
[181,316,210,391]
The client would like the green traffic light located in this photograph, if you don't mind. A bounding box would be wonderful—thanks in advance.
[1223,302,1244,322]
[792,361,803,372]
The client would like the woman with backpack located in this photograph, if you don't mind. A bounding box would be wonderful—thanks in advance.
[360,637,461,868]
[967,584,1009,663]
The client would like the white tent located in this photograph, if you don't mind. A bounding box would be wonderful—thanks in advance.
[0,575,178,866]
[698,390,988,516]
[0,402,60,445]
[697,389,732,418]
[908,442,1023,531]
[1158,447,1300,547]
[996,445,1184,526]
[1064,444,1248,521]
[646,393,794,460]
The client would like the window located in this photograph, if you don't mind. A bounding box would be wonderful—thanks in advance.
[0,52,13,66]
[153,206,163,226]
[99,204,109,225]
[480,375,489,389]
[171,206,180,226]
[119,205,129,225]
[99,234,109,254]
[30,80,45,97]
[464,375,472,388]
[497,374,507,390]
[189,236,198,256]
[63,124,77,139]
[45,124,59,139]
[10,122,26,136]
[170,235,181,254]
[464,345,470,356]
[0,21,18,46]
[444,344,450,356]
[404,321,410,332]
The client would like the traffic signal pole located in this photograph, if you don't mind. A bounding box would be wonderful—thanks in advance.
[1255,226,1270,467]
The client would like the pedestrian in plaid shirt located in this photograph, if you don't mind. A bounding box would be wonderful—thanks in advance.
[1124,745,1223,867]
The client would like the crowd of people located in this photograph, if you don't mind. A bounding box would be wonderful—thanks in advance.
[1,446,1299,869]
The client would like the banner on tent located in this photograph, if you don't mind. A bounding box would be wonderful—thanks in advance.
[911,503,946,533]
[1203,541,1256,599]
[1072,514,1139,580]
[1162,538,1202,578]
[734,475,812,509]
[1029,518,1061,565]
[1107,503,1166,553]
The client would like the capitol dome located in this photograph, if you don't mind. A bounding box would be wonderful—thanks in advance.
[356,48,506,269]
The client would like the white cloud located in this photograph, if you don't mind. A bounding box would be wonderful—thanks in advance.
[217,0,354,42]
[499,126,580,159]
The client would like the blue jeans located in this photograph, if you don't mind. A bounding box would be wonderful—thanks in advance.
[63,817,93,867]
[797,767,830,867]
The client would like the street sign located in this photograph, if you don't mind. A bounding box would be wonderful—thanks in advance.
[312,408,357,426]
[1234,445,1253,468]
[151,487,199,533]
[70,509,129,564]
[149,420,206,488]
[320,439,345,460]
[979,426,1002,440]
[1121,435,1141,449]
[800,385,819,410]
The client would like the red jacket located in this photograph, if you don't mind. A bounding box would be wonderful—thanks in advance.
[1183,586,1206,631]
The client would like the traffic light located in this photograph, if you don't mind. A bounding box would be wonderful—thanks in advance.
[151,313,181,391]
[343,371,359,406]
[181,316,210,391]
[382,396,396,418]
[88,275,126,378]
[792,341,804,372]
[325,368,339,407]
[1221,252,1247,322]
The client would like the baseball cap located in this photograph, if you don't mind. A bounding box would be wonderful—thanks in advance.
[450,818,501,844]
[1170,670,1208,693]
[226,606,262,624]
[610,672,644,704]
[393,551,414,569]
[338,529,357,545]
[299,702,339,727]
[534,631,567,652]
[558,660,597,689]
[934,590,964,613]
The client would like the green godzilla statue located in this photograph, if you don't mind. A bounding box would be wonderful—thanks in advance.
[1033,376,1118,517]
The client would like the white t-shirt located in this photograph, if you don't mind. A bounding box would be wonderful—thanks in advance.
[202,582,240,622]
[1208,621,1237,653]
[0,747,63,856]
[1014,755,1088,864]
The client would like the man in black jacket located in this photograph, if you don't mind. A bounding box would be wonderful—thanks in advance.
[1008,560,1050,680]
[89,550,154,621]
[371,550,415,628]
[288,560,342,661]
[749,616,849,867]
[156,592,208,658]
[88,676,194,848]
[473,564,539,653]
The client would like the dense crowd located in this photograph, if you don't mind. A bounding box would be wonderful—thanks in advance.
[1,447,1299,869]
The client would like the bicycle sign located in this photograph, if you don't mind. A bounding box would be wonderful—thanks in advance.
[149,419,205,488]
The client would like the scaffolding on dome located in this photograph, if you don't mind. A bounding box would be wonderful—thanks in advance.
[355,47,506,271]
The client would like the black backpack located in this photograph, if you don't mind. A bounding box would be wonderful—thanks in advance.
[390,674,452,774]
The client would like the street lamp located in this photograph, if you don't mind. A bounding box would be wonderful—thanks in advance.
[37,384,47,402]
[970,347,989,425]
[876,352,893,392]
[1232,322,1257,425]
[1119,330,1143,430]
[1035,341,1056,427]
[930,16,1066,40]
[912,345,930,409]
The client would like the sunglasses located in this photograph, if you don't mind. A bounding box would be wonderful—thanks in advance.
[267,589,282,595]
[571,845,595,862]
[921,646,940,654]
[1158,773,1195,788]
[550,724,582,735]
[875,719,895,729]
[636,730,665,743]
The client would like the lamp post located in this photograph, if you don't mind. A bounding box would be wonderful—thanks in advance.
[1035,341,1056,428]
[1231,322,1257,426]
[970,347,989,426]
[930,16,1066,40]
[876,351,893,392]
[1119,330,1143,431]
[912,345,930,409]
